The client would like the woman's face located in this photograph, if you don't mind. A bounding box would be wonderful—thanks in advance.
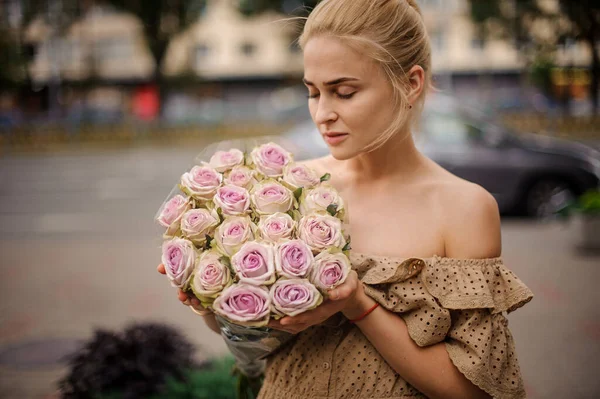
[303,35,399,160]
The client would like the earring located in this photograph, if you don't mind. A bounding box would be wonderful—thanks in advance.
[407,104,413,110]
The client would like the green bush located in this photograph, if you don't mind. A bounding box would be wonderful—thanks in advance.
[150,357,238,399]
[558,189,600,217]
[97,357,239,399]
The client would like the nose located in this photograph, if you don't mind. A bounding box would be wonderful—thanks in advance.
[313,96,338,125]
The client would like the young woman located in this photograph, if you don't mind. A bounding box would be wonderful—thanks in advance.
[159,1,533,397]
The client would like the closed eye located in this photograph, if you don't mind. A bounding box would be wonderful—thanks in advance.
[307,92,356,100]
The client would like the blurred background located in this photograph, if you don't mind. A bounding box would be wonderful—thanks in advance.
[0,0,599,398]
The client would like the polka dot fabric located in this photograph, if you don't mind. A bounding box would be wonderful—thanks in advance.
[258,253,533,399]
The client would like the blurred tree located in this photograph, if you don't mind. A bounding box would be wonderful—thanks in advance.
[467,0,600,114]
[104,0,206,80]
[237,0,318,15]
[14,0,315,110]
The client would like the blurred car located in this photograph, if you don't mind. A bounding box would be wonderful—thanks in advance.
[280,96,600,218]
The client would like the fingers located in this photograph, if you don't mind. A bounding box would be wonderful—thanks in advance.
[268,319,302,334]
[178,289,190,305]
[327,271,359,301]
[190,297,201,307]
[157,264,166,274]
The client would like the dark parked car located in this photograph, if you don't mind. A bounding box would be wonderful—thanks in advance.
[280,96,600,218]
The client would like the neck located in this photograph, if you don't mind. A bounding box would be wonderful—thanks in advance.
[346,130,426,184]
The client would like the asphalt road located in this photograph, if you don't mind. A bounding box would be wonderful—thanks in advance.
[0,146,598,398]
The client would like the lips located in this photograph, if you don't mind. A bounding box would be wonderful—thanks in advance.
[323,132,349,146]
[324,132,347,138]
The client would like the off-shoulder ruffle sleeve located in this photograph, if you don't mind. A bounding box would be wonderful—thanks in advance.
[352,253,533,399]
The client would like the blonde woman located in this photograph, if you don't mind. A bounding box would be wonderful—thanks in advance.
[160,1,533,397]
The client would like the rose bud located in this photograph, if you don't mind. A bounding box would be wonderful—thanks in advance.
[181,208,219,246]
[161,237,198,289]
[156,194,191,236]
[180,166,222,202]
[282,163,320,190]
[214,216,255,257]
[231,241,276,286]
[213,184,251,216]
[258,212,296,243]
[251,180,294,215]
[298,213,346,253]
[212,283,271,327]
[270,278,323,318]
[190,250,232,306]
[209,148,244,173]
[250,142,292,177]
[275,239,314,279]
[310,251,351,292]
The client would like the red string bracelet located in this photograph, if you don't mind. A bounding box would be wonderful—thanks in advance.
[348,303,380,324]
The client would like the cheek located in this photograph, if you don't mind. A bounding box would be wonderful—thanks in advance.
[346,91,396,139]
[308,101,318,122]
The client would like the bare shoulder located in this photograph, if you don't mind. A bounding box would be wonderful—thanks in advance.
[433,174,502,259]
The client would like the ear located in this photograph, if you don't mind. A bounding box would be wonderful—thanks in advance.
[407,65,425,104]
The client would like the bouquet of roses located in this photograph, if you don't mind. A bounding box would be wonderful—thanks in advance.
[155,141,351,391]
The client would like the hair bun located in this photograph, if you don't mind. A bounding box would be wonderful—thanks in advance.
[406,0,423,15]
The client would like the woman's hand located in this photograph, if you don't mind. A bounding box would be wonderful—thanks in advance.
[157,263,208,313]
[267,270,364,334]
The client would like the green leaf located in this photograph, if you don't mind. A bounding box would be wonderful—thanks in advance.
[219,256,231,269]
[320,173,331,182]
[326,204,338,217]
[342,239,352,252]
[293,187,303,201]
[217,207,224,223]
[204,235,213,251]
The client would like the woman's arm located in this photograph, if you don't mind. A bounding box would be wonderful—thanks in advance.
[342,289,489,399]
[343,186,500,399]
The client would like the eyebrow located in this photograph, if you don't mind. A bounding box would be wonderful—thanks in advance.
[302,77,359,86]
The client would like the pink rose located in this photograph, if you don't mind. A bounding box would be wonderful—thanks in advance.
[270,278,323,318]
[299,185,345,216]
[275,239,314,279]
[190,250,232,306]
[224,166,257,189]
[209,148,245,172]
[214,216,255,257]
[181,208,219,246]
[310,251,351,292]
[231,242,276,286]
[298,214,346,252]
[213,184,251,216]
[213,283,271,327]
[156,195,191,236]
[283,163,320,190]
[251,180,294,215]
[161,237,198,289]
[258,213,296,243]
[250,142,292,177]
[180,166,222,202]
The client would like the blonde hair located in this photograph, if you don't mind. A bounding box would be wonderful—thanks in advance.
[299,0,432,151]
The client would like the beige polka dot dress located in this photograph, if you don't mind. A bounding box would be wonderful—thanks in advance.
[258,253,533,399]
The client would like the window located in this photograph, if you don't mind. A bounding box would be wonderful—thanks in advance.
[95,38,133,60]
[240,42,257,57]
[471,37,485,50]
[195,43,210,68]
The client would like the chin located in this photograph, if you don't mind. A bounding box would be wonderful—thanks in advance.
[328,145,360,161]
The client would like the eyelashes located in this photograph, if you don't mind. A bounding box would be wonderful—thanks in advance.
[307,92,356,100]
